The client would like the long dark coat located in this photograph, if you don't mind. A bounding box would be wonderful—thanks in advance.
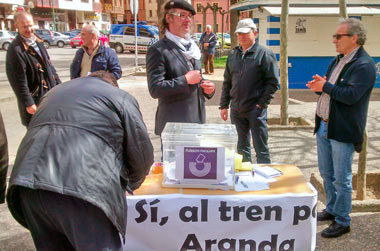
[6,35,61,126]
[146,37,214,135]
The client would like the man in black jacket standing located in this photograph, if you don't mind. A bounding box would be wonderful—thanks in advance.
[220,19,279,164]
[6,11,61,127]
[307,18,376,238]
[6,72,154,250]
[146,0,215,137]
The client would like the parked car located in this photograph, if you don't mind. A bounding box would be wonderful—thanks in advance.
[0,30,15,50]
[70,32,109,48]
[52,32,70,48]
[9,31,18,37]
[109,22,159,54]
[34,29,54,49]
[216,33,231,49]
[63,31,78,39]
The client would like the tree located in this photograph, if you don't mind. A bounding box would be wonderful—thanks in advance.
[230,0,239,48]
[280,0,289,125]
[157,0,166,38]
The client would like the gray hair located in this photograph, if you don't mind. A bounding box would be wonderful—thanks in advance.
[83,24,99,38]
[339,18,366,45]
[14,11,33,24]
[206,25,212,30]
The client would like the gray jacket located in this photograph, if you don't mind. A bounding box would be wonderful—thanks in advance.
[220,42,279,112]
[6,77,154,237]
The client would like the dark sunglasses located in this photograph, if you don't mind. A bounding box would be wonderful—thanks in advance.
[332,34,352,40]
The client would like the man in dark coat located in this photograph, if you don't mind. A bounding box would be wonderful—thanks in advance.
[199,24,217,75]
[6,12,61,127]
[6,71,154,250]
[70,24,122,80]
[307,18,376,238]
[220,19,279,164]
[146,0,215,137]
[0,111,8,205]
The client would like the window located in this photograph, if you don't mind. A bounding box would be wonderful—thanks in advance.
[0,31,3,37]
[197,24,202,33]
[140,27,154,38]
[149,10,152,17]
[196,4,202,13]
[124,26,135,35]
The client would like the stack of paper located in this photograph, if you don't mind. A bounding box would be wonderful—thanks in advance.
[253,165,283,179]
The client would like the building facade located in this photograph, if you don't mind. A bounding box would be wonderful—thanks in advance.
[232,1,380,88]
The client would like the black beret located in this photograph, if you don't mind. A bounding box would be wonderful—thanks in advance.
[164,0,196,16]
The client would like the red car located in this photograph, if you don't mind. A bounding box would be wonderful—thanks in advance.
[70,32,109,48]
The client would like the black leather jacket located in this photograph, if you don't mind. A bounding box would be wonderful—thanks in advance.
[6,77,154,237]
[220,42,279,112]
[0,111,8,204]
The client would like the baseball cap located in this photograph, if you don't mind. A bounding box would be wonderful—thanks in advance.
[235,18,257,34]
[164,0,196,15]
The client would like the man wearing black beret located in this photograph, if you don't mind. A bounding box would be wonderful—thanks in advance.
[146,0,216,157]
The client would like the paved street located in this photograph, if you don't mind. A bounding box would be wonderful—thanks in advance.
[1,48,380,250]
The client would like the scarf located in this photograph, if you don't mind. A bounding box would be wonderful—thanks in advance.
[165,30,201,60]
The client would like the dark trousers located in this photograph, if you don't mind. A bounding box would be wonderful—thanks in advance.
[18,187,122,251]
[203,52,214,73]
[230,107,271,164]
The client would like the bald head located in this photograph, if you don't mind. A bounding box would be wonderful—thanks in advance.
[14,12,34,39]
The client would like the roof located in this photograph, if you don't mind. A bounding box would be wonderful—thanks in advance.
[263,6,380,15]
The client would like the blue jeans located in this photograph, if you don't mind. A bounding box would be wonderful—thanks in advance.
[316,121,354,226]
[230,107,270,164]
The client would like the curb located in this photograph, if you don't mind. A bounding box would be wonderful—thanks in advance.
[310,172,380,212]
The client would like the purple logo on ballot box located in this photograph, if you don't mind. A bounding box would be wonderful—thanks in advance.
[183,147,217,179]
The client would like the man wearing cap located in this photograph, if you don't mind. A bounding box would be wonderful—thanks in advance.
[220,18,279,164]
[146,0,215,139]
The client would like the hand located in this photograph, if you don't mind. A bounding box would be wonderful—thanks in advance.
[26,104,37,115]
[220,109,228,121]
[185,70,202,85]
[256,104,262,109]
[306,74,326,92]
[200,80,215,95]
[204,43,209,48]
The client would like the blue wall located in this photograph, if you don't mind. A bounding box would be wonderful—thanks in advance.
[287,57,380,89]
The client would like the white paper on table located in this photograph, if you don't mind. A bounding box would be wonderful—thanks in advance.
[253,165,283,179]
[234,171,270,192]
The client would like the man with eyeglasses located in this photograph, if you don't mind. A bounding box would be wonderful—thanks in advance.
[307,18,376,238]
[146,0,215,144]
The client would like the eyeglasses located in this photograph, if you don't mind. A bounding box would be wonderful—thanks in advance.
[170,12,193,20]
[332,34,352,40]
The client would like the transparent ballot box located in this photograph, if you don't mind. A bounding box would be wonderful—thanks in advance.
[161,123,238,190]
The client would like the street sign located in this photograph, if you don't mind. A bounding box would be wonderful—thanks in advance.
[130,0,139,16]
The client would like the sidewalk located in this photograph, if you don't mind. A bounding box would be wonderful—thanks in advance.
[1,67,380,250]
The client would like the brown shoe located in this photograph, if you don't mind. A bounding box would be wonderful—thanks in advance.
[203,72,209,75]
